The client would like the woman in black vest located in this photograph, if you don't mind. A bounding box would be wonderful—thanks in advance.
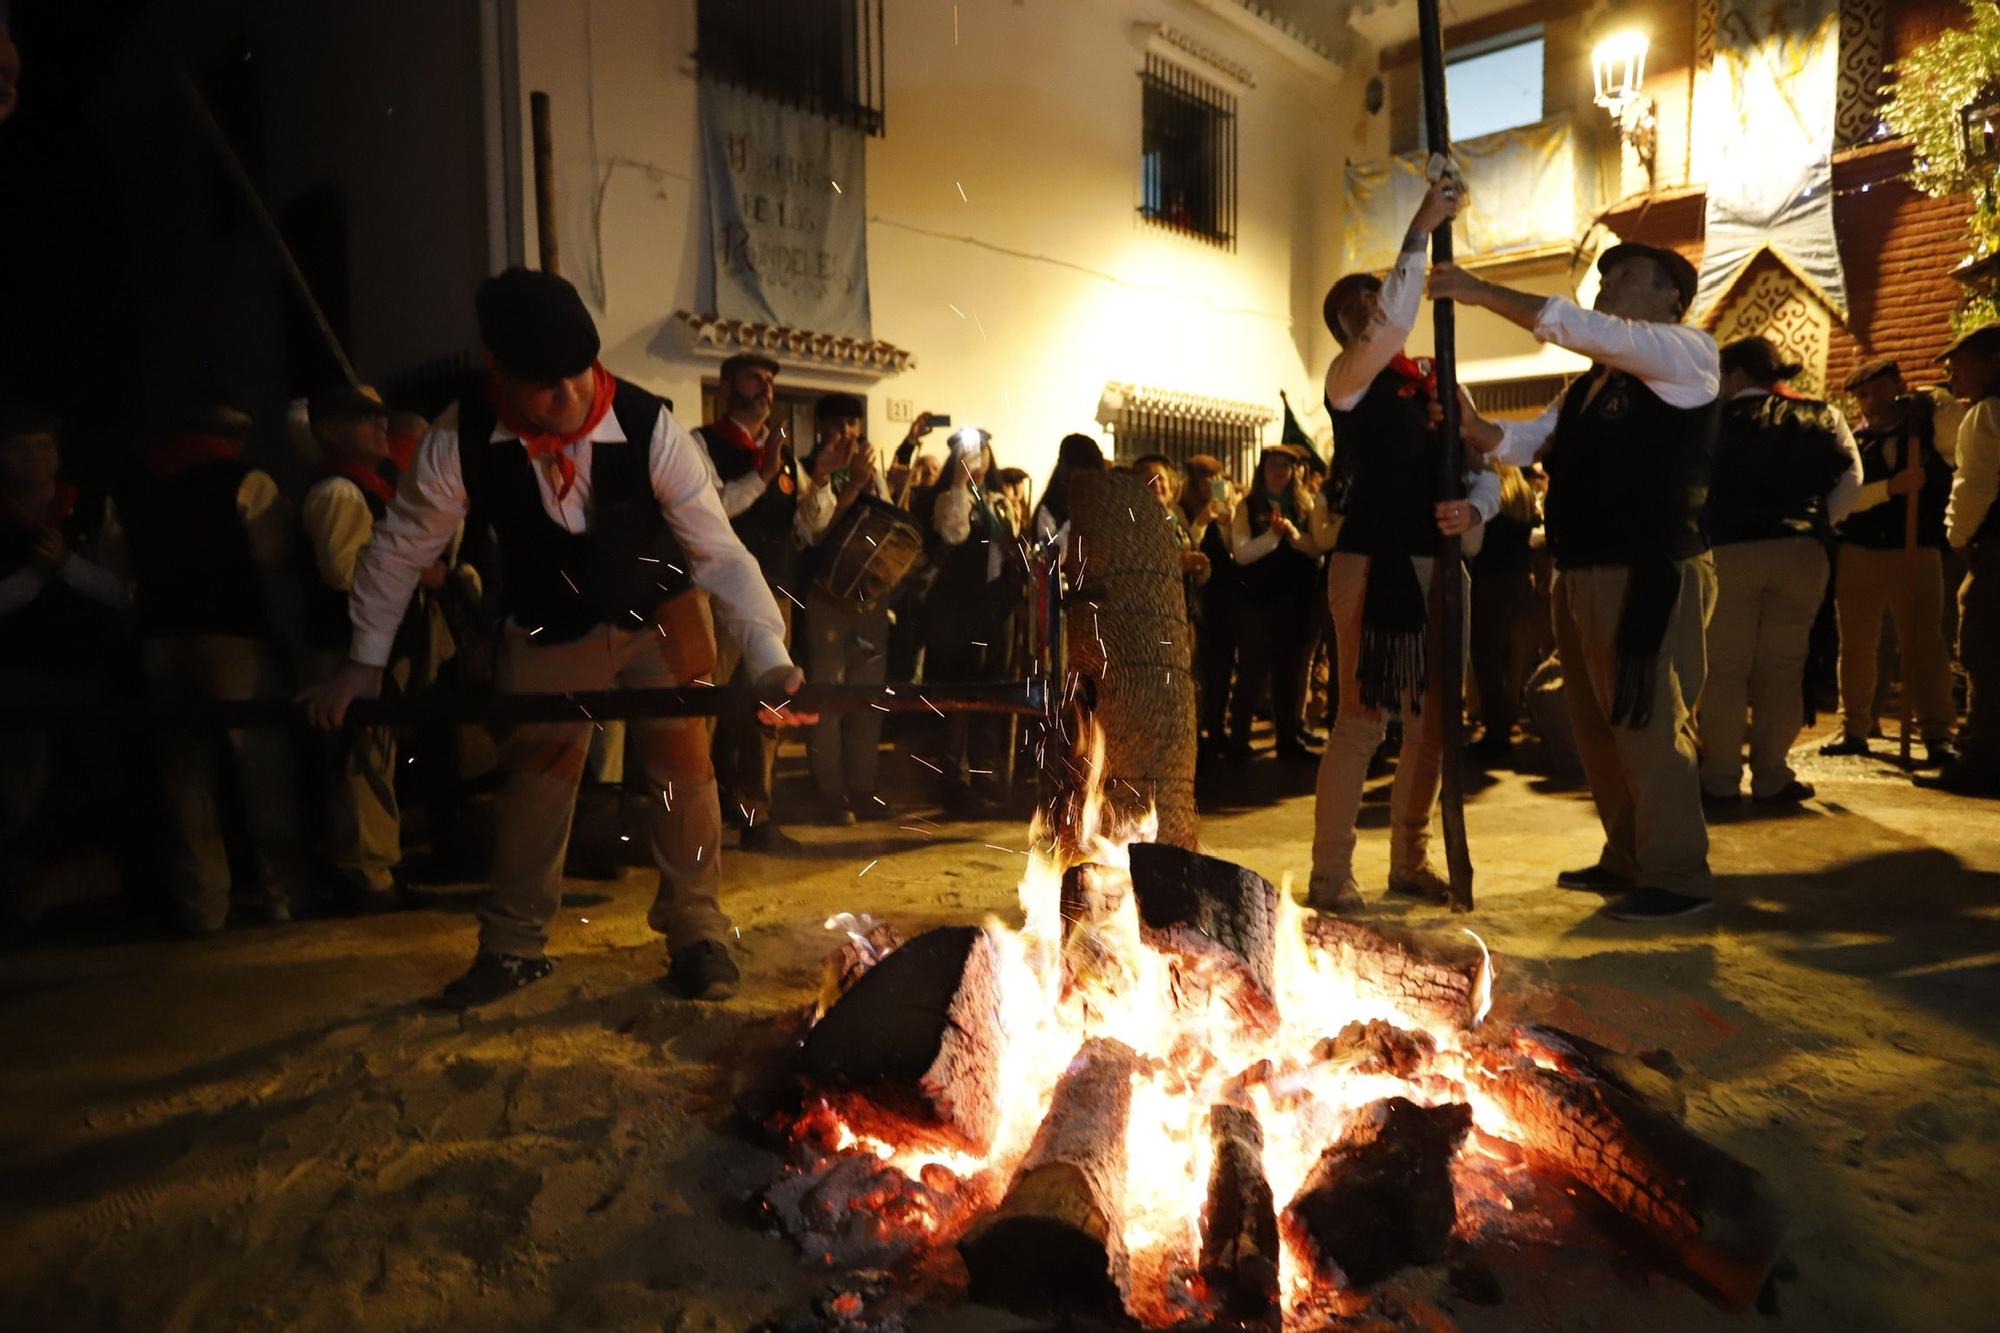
[1697,337,1861,807]
[1227,445,1321,759]
[928,427,1021,814]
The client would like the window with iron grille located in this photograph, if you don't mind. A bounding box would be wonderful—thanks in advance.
[695,0,886,136]
[1104,385,1272,484]
[1140,54,1236,248]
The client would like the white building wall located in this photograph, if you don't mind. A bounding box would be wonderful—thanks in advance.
[511,0,1356,483]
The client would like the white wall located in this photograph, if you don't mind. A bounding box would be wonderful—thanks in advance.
[512,0,1356,484]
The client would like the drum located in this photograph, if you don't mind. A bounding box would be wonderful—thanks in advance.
[812,494,927,612]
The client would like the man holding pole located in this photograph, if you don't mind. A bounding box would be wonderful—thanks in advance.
[1432,244,1722,921]
[305,268,810,1006]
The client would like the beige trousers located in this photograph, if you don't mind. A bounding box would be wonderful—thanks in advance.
[1553,556,1716,897]
[481,621,728,960]
[804,586,889,799]
[712,598,793,820]
[142,634,304,928]
[1309,552,1447,896]
[1833,544,1957,743]
[1698,538,1829,798]
[309,652,402,892]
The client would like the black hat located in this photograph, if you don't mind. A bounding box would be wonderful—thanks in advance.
[309,384,389,425]
[476,267,600,381]
[1843,358,1902,391]
[718,351,780,382]
[1719,336,1803,384]
[1936,324,2000,362]
[1598,242,1699,318]
[813,391,864,422]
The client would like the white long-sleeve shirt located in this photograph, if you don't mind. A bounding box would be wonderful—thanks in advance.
[1492,298,1720,467]
[793,464,886,547]
[1727,388,1865,527]
[349,399,792,678]
[1948,397,2000,550]
[1324,245,1427,413]
[0,501,125,618]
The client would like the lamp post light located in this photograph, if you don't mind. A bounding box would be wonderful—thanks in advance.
[1592,30,1657,185]
[1960,83,2000,169]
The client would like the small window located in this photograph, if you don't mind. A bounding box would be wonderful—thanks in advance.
[1140,55,1237,249]
[1436,31,1544,142]
[696,0,886,135]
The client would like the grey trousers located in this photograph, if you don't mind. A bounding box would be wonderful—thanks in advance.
[804,586,888,799]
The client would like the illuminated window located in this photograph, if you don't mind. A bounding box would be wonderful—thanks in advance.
[1431,30,1545,142]
[1140,55,1237,249]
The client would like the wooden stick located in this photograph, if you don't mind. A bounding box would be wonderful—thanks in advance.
[530,90,561,275]
[1900,423,1921,768]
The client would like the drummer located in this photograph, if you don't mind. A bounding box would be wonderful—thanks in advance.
[796,397,934,823]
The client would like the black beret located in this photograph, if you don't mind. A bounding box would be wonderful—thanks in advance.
[309,384,389,424]
[1599,242,1699,318]
[814,392,864,422]
[718,351,780,382]
[476,267,600,381]
[1843,358,1901,391]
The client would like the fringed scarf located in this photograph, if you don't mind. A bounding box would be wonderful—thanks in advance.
[489,361,616,500]
[1354,354,1443,713]
[1608,561,1681,728]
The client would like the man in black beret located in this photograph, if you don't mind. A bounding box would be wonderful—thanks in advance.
[1822,358,1960,764]
[1433,241,1721,921]
[306,268,811,1006]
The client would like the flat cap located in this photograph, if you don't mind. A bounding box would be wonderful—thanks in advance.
[1599,242,1699,317]
[1843,358,1901,391]
[718,351,780,382]
[476,267,600,381]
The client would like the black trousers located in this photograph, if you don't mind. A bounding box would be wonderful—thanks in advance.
[1231,597,1311,744]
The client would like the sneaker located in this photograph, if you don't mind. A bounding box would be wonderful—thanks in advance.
[741,822,802,854]
[1818,734,1871,757]
[1555,864,1630,894]
[1912,763,2000,796]
[1751,779,1815,806]
[1306,876,1366,915]
[1386,864,1453,904]
[1917,740,1958,770]
[667,939,740,1001]
[1700,790,1744,816]
[817,794,858,827]
[437,953,554,1009]
[1604,887,1714,921]
[850,794,892,823]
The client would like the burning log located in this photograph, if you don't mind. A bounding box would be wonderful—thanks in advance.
[1059,861,1119,938]
[960,1038,1143,1316]
[799,926,1003,1153]
[1313,1019,1437,1081]
[1481,1059,1786,1310]
[763,1151,952,1270]
[1513,1024,1685,1121]
[1064,469,1199,852]
[1128,843,1278,998]
[1281,1096,1473,1288]
[1199,1103,1281,1326]
[815,917,906,1020]
[1300,913,1489,1031]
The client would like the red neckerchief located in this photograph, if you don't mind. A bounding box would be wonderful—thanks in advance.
[489,361,616,500]
[709,414,767,470]
[144,432,243,480]
[322,456,396,505]
[1388,353,1437,401]
[0,480,77,533]
[387,429,422,475]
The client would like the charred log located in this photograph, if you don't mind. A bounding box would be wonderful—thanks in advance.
[1313,1020,1438,1081]
[763,1151,953,1270]
[1060,862,1119,939]
[1299,913,1488,1031]
[799,926,1002,1153]
[1128,843,1278,997]
[960,1038,1143,1316]
[816,920,907,1020]
[1199,1103,1281,1326]
[1512,1024,1685,1121]
[1481,1059,1786,1311]
[1281,1097,1473,1288]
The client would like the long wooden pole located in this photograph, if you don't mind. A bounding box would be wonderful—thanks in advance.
[1416,0,1474,912]
[530,90,561,275]
[1899,421,1921,767]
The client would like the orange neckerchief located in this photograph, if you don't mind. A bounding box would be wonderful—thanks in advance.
[489,362,616,500]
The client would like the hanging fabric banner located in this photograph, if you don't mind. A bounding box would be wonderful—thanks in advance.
[1691,0,1847,323]
[699,79,872,338]
[1342,118,1599,273]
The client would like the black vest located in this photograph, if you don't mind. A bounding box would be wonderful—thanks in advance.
[1704,393,1851,545]
[1840,413,1952,551]
[458,379,692,645]
[1237,489,1317,602]
[1544,370,1716,569]
[697,422,799,590]
[299,474,388,654]
[0,490,123,672]
[119,458,267,638]
[1328,371,1446,559]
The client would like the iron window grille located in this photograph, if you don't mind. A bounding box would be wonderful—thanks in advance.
[1140,53,1237,249]
[695,0,886,136]
[1105,385,1272,483]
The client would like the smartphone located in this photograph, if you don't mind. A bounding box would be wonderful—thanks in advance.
[927,412,952,427]
[1208,477,1229,504]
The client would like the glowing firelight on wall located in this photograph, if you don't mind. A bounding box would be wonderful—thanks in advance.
[1591,30,1649,113]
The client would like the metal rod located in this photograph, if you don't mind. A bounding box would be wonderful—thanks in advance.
[1417,0,1475,913]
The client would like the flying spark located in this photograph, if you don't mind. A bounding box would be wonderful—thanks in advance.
[955,180,968,202]
[911,754,943,773]
[859,859,878,876]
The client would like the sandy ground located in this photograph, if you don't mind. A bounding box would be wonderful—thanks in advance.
[2,722,1996,1333]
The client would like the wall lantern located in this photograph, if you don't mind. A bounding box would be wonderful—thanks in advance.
[1960,82,2000,168]
[1592,31,1657,182]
